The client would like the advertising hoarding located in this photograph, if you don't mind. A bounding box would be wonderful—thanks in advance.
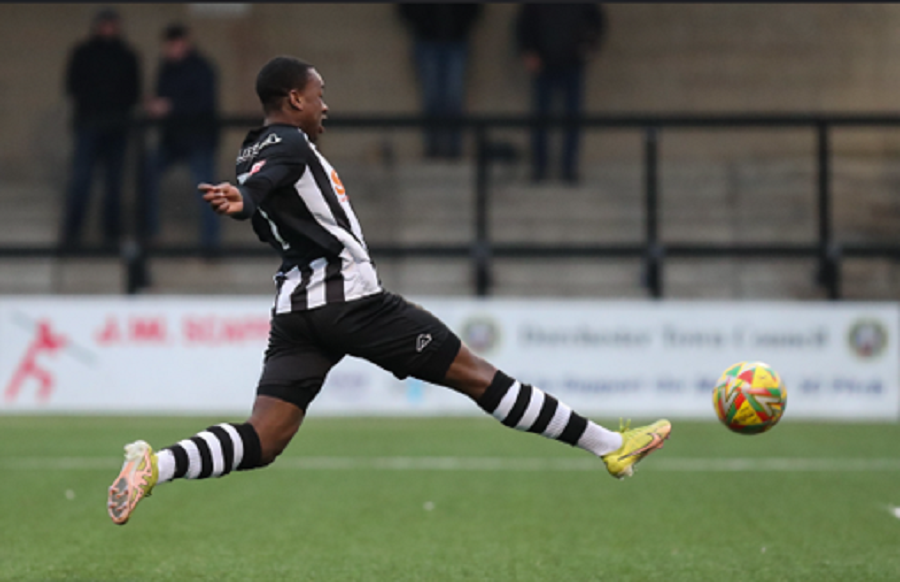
[0,297,896,420]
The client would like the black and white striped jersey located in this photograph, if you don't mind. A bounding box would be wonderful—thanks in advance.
[233,123,381,312]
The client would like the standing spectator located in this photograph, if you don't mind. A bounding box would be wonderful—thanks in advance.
[398,3,482,160]
[516,4,606,184]
[144,23,220,251]
[61,8,141,247]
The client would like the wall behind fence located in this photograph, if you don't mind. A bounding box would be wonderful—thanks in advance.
[1,296,896,419]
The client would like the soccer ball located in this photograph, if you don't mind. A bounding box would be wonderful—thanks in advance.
[713,361,787,434]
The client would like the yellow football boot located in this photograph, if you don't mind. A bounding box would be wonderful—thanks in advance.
[107,440,158,525]
[601,419,672,479]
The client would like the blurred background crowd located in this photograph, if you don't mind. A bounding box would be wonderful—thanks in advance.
[3,3,900,299]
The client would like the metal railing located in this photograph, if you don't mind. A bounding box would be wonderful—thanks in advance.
[5,113,900,298]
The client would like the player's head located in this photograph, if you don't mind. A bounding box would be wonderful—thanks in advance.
[92,7,121,39]
[256,56,328,143]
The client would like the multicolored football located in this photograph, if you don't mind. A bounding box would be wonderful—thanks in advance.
[713,361,787,434]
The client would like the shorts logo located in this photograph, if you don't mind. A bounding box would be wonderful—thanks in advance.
[416,333,432,353]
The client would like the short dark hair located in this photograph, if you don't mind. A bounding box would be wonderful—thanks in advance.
[256,56,314,113]
[163,23,189,41]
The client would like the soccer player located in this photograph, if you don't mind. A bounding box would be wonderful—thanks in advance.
[107,56,671,525]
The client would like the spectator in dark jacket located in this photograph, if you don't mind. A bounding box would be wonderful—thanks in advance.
[517,4,606,184]
[61,8,141,247]
[398,3,482,159]
[143,23,220,250]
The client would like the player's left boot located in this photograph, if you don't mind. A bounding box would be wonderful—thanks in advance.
[107,440,158,525]
[601,419,671,479]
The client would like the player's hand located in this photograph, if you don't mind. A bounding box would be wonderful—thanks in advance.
[199,182,244,215]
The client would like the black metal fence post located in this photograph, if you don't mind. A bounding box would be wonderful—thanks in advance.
[815,122,839,299]
[473,125,491,297]
[828,243,842,300]
[643,126,662,298]
[125,119,149,295]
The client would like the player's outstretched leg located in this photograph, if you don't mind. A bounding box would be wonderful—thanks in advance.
[474,370,671,479]
[440,341,672,480]
[107,396,301,525]
[107,422,263,525]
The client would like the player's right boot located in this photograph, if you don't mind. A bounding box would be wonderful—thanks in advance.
[601,419,672,479]
[107,440,158,525]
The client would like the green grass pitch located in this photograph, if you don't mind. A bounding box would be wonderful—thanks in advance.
[1,415,899,581]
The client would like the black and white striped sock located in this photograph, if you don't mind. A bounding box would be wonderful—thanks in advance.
[155,422,263,484]
[477,371,623,457]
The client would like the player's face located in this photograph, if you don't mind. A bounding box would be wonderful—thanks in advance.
[299,69,328,143]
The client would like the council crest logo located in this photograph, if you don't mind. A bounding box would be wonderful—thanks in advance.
[461,316,501,355]
[847,319,888,360]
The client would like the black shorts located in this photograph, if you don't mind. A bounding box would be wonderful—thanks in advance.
[257,291,461,411]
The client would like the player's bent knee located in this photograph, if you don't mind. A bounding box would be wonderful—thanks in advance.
[248,395,305,466]
[441,344,497,400]
[258,423,299,466]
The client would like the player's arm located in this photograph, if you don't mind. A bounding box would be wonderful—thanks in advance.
[199,182,246,216]
[199,174,280,218]
[199,133,306,220]
[198,177,264,219]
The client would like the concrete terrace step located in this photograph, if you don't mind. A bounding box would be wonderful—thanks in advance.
[0,183,61,244]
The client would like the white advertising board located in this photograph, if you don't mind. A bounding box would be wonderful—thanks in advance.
[0,297,897,420]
